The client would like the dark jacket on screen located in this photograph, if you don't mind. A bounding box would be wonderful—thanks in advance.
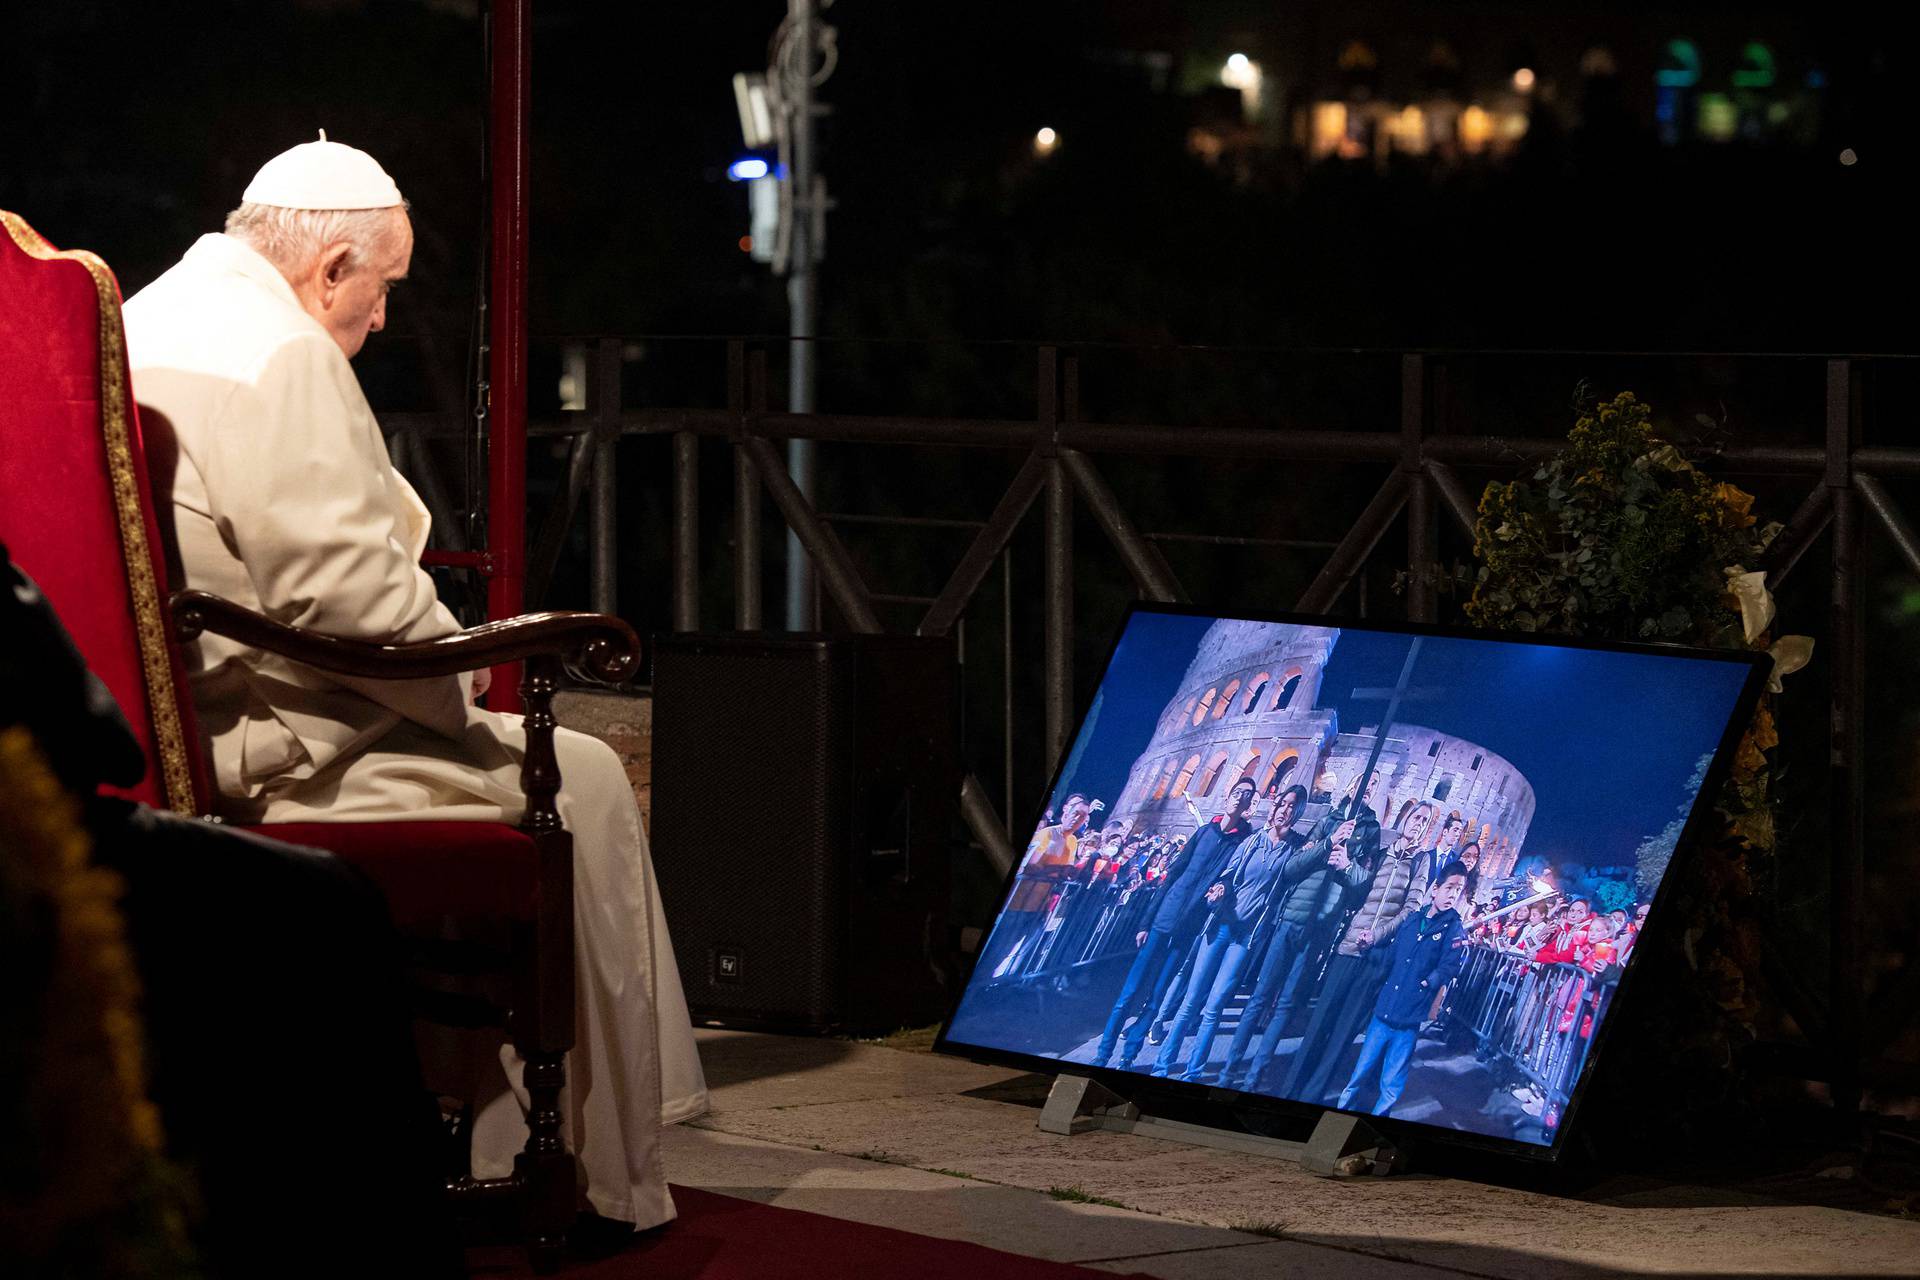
[1149,815,1252,933]
[1371,904,1466,1029]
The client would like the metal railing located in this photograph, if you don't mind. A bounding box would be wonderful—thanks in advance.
[1450,942,1614,1135]
[978,867,1167,986]
[382,336,1920,1120]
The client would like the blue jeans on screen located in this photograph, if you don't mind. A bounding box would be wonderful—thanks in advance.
[1093,927,1177,1066]
[1219,918,1318,1090]
[1151,921,1249,1078]
[1337,1016,1419,1116]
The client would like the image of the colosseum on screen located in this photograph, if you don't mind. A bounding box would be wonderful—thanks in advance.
[1113,620,1535,881]
[947,612,1751,1147]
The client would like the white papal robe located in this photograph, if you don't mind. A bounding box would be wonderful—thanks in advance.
[122,232,706,1229]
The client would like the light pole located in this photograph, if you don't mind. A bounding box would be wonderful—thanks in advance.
[734,4,835,630]
[784,0,820,630]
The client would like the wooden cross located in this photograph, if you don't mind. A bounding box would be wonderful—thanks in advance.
[1344,637,1438,820]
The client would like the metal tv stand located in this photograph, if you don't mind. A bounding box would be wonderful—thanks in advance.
[1037,1073,1405,1177]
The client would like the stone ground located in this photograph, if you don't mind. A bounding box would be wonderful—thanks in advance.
[666,1029,1920,1278]
[554,689,654,824]
[561,690,1920,1276]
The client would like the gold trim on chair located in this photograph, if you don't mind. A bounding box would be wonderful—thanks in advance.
[2,211,198,813]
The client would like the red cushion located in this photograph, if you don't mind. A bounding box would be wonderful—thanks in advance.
[246,821,541,926]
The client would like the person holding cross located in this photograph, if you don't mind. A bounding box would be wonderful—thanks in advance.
[1209,782,1372,1089]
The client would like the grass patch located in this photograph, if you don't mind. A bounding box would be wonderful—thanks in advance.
[849,1024,943,1053]
[1046,1185,1128,1209]
[1228,1218,1291,1239]
[929,1168,979,1181]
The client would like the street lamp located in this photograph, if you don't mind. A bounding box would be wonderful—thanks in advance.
[1221,51,1263,115]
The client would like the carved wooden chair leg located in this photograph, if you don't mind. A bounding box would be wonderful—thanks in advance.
[518,1050,571,1271]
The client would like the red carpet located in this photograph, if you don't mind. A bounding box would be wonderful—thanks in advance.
[469,1185,1159,1279]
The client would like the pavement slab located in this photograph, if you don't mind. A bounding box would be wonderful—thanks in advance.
[671,1029,1920,1278]
[664,1120,1431,1277]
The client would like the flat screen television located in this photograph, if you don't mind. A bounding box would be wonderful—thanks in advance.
[936,606,1768,1160]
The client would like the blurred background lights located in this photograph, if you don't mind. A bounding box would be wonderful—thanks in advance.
[1840,148,1858,166]
[1512,67,1536,92]
[727,157,769,181]
[1221,51,1263,113]
[1033,126,1059,157]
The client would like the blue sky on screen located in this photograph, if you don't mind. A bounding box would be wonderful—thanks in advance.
[1055,612,1751,867]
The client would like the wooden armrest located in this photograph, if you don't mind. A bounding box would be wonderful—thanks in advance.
[168,589,641,685]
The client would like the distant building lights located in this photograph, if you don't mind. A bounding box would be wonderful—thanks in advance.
[1656,39,1702,89]
[1309,101,1348,158]
[727,157,770,182]
[1221,52,1263,113]
[1840,148,1858,166]
[1696,93,1737,141]
[1732,41,1777,90]
[738,235,754,253]
[1391,105,1428,154]
[1034,127,1059,157]
[1460,105,1494,153]
[1580,47,1618,78]
[1512,67,1536,92]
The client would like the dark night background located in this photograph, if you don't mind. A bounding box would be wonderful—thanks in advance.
[1052,615,1751,867]
[6,1,1919,1069]
[11,3,1920,367]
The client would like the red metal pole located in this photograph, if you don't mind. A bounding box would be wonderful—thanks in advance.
[486,0,530,713]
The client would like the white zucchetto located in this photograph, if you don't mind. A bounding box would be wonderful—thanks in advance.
[241,130,404,210]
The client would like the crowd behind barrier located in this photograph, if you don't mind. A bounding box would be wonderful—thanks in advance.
[970,789,1642,1134]
[1448,938,1621,1133]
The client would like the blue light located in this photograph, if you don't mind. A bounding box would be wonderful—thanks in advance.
[728,158,770,182]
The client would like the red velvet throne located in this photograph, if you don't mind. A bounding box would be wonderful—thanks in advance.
[0,210,635,1270]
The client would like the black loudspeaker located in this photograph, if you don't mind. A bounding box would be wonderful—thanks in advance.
[650,633,958,1033]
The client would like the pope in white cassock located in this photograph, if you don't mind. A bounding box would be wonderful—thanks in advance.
[121,135,707,1230]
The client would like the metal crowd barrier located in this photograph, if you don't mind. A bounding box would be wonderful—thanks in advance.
[986,871,1168,986]
[1452,942,1613,1130]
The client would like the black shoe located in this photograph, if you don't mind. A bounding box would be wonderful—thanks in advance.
[1146,1021,1170,1046]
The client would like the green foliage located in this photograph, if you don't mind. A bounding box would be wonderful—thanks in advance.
[1465,391,1789,1149]
[1466,392,1777,644]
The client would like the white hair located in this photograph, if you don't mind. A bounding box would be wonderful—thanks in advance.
[222,201,409,276]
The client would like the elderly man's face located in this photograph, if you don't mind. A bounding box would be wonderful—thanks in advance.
[309,209,412,358]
